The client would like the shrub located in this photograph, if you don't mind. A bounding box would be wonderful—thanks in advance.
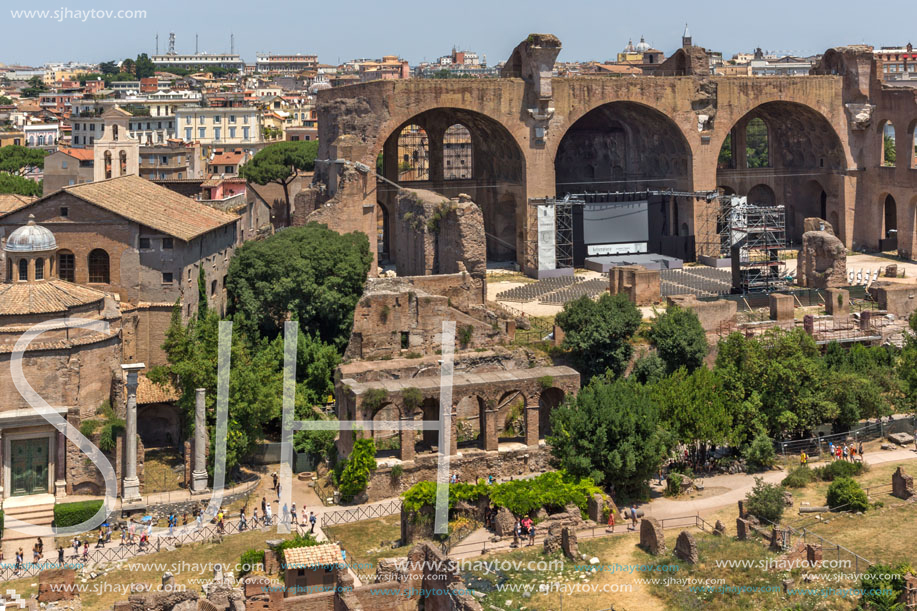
[458,324,474,348]
[743,432,776,472]
[362,388,389,412]
[402,387,423,413]
[744,477,786,523]
[339,438,377,501]
[271,533,319,555]
[814,460,866,481]
[54,500,105,528]
[860,563,912,610]
[538,375,554,390]
[826,477,868,512]
[665,473,684,497]
[782,465,815,488]
[390,464,404,480]
[239,549,265,574]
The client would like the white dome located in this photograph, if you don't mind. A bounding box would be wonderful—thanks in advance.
[636,36,650,52]
[309,81,332,93]
[624,39,635,53]
[5,215,56,253]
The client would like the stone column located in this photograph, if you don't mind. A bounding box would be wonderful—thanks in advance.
[54,429,66,498]
[121,363,145,503]
[525,405,540,447]
[191,388,209,494]
[449,409,458,456]
[483,409,498,451]
[399,417,415,463]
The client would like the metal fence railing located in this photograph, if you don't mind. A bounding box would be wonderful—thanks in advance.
[775,415,917,456]
[321,499,402,527]
[0,516,312,583]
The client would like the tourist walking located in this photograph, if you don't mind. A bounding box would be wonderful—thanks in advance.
[291,503,298,526]
[607,509,615,533]
[252,507,259,526]
[57,546,64,566]
[261,496,267,515]
[528,524,536,546]
[265,503,273,526]
[629,505,638,530]
[239,508,247,531]
[309,511,316,533]
[512,519,520,547]
[271,471,278,491]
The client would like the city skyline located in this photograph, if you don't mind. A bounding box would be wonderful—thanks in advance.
[1,0,914,66]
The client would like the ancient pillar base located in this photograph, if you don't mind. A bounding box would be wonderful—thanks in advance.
[524,405,540,447]
[190,470,209,494]
[54,480,67,499]
[122,476,141,503]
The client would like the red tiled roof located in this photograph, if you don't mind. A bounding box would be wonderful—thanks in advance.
[57,147,94,161]
[283,543,344,569]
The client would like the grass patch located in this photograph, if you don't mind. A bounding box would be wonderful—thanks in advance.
[142,448,184,494]
[323,513,411,569]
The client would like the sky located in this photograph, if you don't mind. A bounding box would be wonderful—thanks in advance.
[1,0,915,67]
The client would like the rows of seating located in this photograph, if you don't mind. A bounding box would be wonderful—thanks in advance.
[540,278,609,304]
[660,268,732,297]
[495,276,581,302]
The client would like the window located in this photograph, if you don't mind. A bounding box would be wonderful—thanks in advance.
[214,127,221,141]
[162,272,173,283]
[198,127,206,139]
[89,124,95,131]
[87,249,109,283]
[185,116,192,125]
[161,156,167,164]
[229,127,236,138]
[225,165,233,173]
[61,160,68,169]
[243,115,249,124]
[18,259,27,281]
[242,126,249,140]
[229,115,236,123]
[139,237,150,249]
[185,127,192,141]
[211,279,217,296]
[58,251,74,281]
[162,237,173,249]
[35,258,44,280]
[400,331,409,349]
[213,115,221,123]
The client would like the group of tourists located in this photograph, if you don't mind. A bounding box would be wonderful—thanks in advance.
[511,516,536,547]
[824,440,864,463]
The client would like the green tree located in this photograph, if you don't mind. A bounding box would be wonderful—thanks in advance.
[239,140,318,222]
[226,223,371,349]
[99,61,120,75]
[746,118,769,168]
[548,377,670,496]
[743,431,776,472]
[630,353,666,385]
[651,366,729,449]
[883,133,897,166]
[0,174,41,196]
[0,145,47,175]
[826,477,868,512]
[134,53,156,79]
[338,438,377,501]
[0,96,12,105]
[744,477,786,523]
[824,370,889,431]
[647,304,708,373]
[197,268,208,320]
[21,75,47,98]
[555,293,642,380]
[717,132,733,169]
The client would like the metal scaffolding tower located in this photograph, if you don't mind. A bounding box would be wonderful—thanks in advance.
[727,202,788,293]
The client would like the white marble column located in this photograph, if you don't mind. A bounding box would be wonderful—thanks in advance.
[121,363,145,503]
[191,388,209,493]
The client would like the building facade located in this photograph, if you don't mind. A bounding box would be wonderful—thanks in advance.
[175,106,263,146]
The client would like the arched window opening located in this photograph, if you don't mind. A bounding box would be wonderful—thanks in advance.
[104,150,112,179]
[119,150,127,176]
[58,250,75,282]
[717,130,735,169]
[884,194,897,237]
[443,124,472,180]
[18,259,27,281]
[35,258,44,280]
[882,121,896,167]
[88,249,110,283]
[397,124,429,181]
[745,118,769,168]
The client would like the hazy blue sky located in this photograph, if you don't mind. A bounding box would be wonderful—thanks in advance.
[1,0,914,66]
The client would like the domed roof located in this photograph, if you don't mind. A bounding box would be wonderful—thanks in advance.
[5,214,57,253]
[636,36,650,52]
[624,39,635,53]
[309,81,332,93]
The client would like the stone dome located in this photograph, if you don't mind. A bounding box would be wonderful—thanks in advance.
[623,39,635,53]
[5,214,56,253]
[309,81,332,94]
[636,36,650,52]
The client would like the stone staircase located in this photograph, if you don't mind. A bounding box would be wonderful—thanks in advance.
[1,495,55,556]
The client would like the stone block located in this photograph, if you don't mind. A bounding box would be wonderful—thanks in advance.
[561,527,579,560]
[769,293,794,321]
[889,432,914,446]
[803,217,834,235]
[797,231,847,288]
[667,294,737,332]
[736,517,749,541]
[38,568,76,602]
[806,544,823,566]
[674,530,699,564]
[869,282,917,319]
[494,507,515,537]
[825,288,850,317]
[639,517,666,555]
[610,265,661,306]
[713,520,726,536]
[893,466,914,499]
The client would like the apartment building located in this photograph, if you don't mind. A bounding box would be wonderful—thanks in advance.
[175,106,262,146]
[139,140,204,181]
[152,53,244,72]
[255,54,318,75]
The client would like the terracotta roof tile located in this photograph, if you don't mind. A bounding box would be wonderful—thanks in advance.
[34,175,238,242]
[57,147,95,161]
[135,373,180,404]
[283,543,344,569]
[0,194,35,214]
[0,278,106,315]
